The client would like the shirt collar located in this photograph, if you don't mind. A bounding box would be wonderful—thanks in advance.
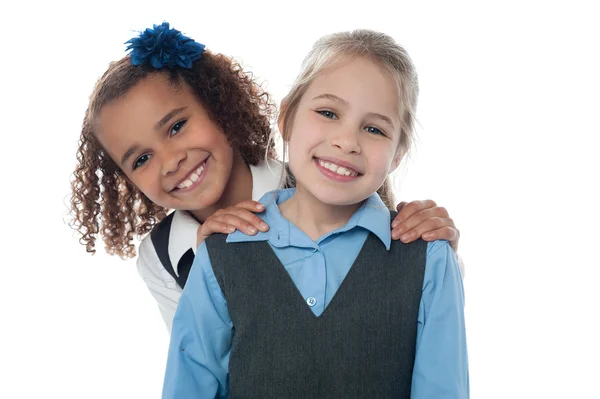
[227,188,392,250]
[168,209,200,267]
[167,160,283,266]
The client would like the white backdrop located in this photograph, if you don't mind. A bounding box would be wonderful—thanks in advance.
[1,0,599,398]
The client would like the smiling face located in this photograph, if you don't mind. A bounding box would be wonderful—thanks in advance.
[282,57,403,207]
[95,73,238,212]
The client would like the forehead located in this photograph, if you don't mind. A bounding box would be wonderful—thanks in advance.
[95,75,194,157]
[304,57,400,115]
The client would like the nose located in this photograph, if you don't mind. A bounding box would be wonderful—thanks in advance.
[160,146,187,176]
[329,125,361,154]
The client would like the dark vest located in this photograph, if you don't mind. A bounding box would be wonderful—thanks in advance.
[205,224,427,399]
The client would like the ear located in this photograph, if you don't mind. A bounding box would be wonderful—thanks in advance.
[278,100,289,142]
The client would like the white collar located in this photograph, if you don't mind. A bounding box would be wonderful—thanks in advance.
[167,159,283,270]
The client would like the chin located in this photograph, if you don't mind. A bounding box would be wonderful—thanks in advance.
[309,188,365,207]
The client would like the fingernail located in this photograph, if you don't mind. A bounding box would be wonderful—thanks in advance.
[256,204,264,210]
[392,230,400,240]
[423,233,433,239]
[248,226,257,234]
[401,233,411,242]
[227,226,235,233]
[259,222,269,231]
[391,221,398,228]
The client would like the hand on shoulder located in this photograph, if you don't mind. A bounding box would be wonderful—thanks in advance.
[196,200,270,247]
[391,199,460,252]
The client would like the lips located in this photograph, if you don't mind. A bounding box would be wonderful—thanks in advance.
[171,159,207,192]
[315,157,360,176]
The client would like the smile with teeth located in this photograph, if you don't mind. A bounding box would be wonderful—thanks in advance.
[316,158,359,176]
[176,162,205,189]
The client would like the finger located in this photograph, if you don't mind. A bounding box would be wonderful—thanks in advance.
[391,199,437,228]
[423,226,460,251]
[214,200,264,215]
[421,225,459,242]
[210,212,268,235]
[197,220,236,245]
[203,219,236,238]
[392,216,456,242]
[392,207,449,236]
[395,201,408,213]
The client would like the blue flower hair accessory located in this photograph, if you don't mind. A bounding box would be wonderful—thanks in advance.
[125,22,205,69]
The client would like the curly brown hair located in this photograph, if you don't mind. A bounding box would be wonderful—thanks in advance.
[70,51,277,259]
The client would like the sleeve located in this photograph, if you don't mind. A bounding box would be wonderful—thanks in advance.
[162,242,232,399]
[136,237,182,333]
[411,240,469,399]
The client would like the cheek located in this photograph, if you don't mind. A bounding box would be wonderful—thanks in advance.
[368,145,397,175]
[286,136,303,165]
[216,133,237,161]
[286,138,312,180]
[129,168,160,197]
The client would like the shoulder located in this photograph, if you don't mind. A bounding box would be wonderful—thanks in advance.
[427,239,453,257]
[137,226,178,288]
[204,232,229,248]
[425,239,457,269]
[186,240,225,294]
[423,239,462,284]
[204,233,235,265]
[138,233,160,270]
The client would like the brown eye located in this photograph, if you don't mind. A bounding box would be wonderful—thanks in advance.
[133,153,151,170]
[169,120,187,136]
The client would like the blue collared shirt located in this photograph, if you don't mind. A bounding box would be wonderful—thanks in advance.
[162,189,469,399]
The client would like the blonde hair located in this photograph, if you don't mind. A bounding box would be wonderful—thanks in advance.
[276,29,419,209]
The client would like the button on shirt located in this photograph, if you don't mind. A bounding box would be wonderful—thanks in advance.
[163,189,469,399]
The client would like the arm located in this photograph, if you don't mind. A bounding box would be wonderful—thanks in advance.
[162,243,233,399]
[411,241,469,399]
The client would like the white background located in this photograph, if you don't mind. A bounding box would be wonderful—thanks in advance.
[1,0,599,398]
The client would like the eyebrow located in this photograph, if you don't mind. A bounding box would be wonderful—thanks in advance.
[312,93,349,106]
[120,106,188,167]
[312,93,395,128]
[365,112,395,129]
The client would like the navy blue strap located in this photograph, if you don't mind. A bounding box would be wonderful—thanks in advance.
[150,212,189,289]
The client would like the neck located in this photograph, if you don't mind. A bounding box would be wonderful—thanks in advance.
[190,152,252,222]
[279,185,363,241]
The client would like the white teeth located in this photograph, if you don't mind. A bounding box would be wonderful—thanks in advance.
[177,163,205,189]
[317,159,358,177]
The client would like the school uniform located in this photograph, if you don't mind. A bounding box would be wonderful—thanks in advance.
[136,160,283,333]
[162,189,469,399]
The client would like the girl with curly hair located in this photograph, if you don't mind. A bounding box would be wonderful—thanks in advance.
[69,22,462,332]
